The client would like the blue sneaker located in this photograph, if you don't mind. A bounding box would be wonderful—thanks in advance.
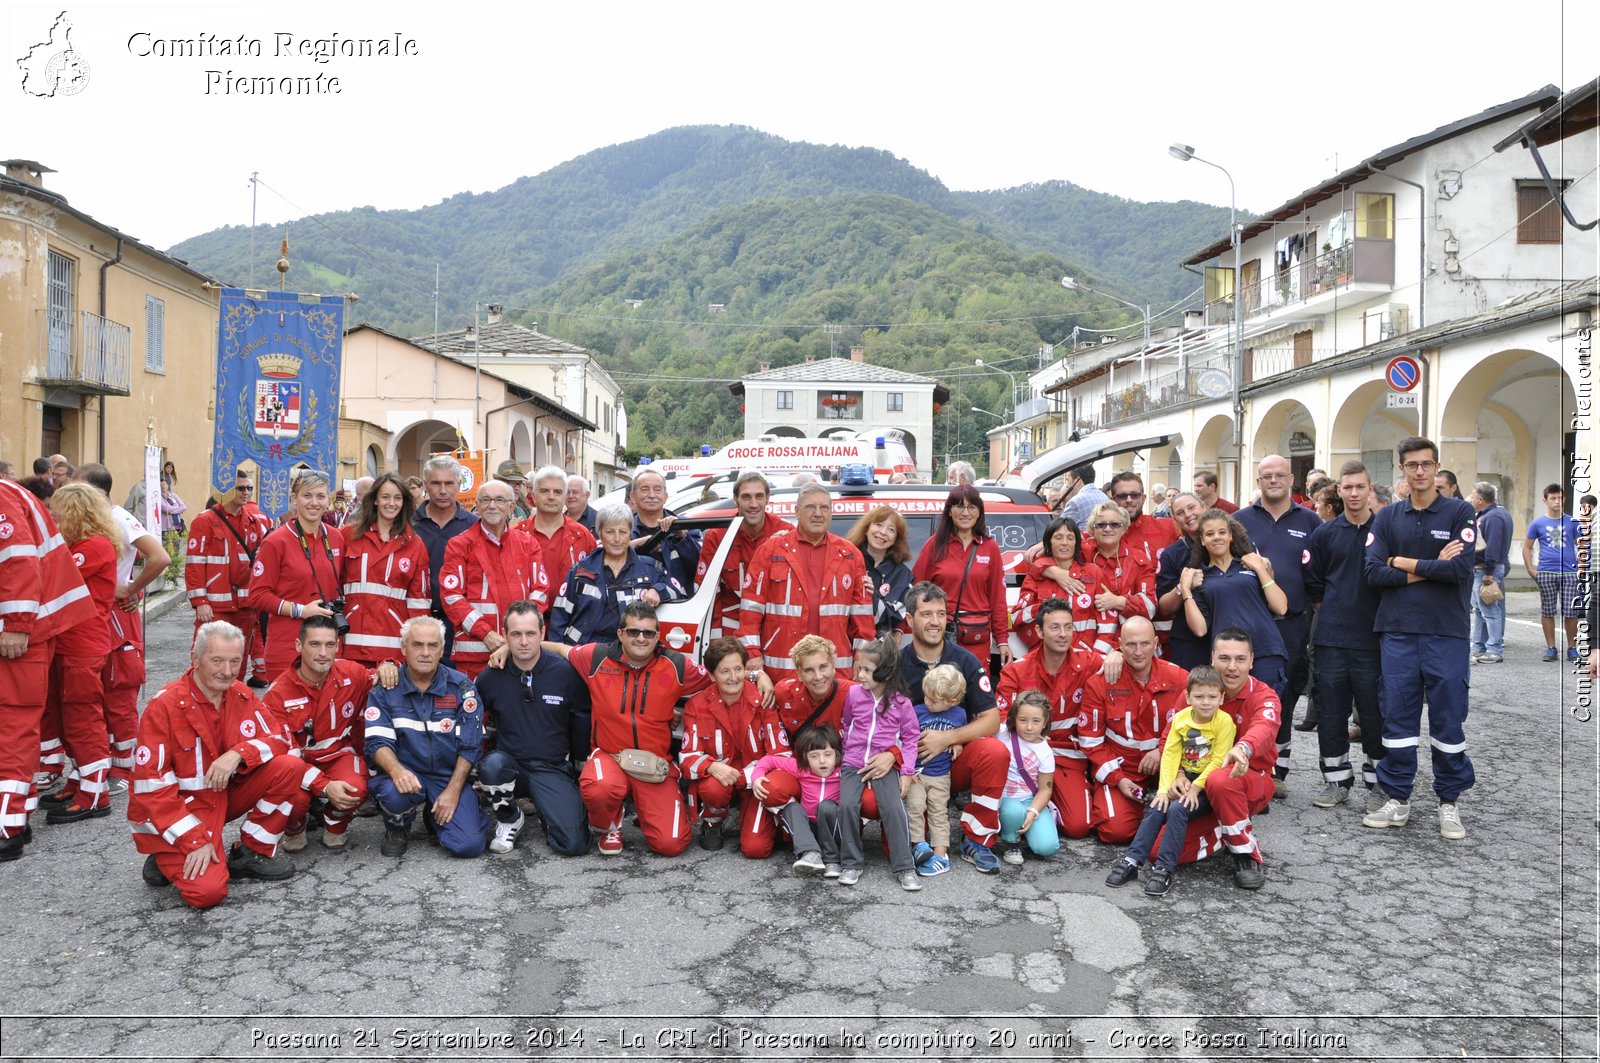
[1543,647,1559,662]
[917,853,951,877]
[1569,647,1580,663]
[913,841,935,868]
[960,838,1001,874]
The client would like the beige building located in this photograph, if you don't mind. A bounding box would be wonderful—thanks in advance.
[1,160,219,499]
[415,315,627,493]
[340,324,594,482]
[731,349,948,479]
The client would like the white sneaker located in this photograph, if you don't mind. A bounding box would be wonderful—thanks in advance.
[898,871,922,892]
[489,811,525,854]
[1363,796,1411,829]
[1438,803,1467,840]
[838,867,862,886]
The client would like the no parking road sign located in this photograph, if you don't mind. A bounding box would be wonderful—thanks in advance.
[1386,355,1421,392]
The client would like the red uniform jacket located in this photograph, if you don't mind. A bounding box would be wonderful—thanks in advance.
[520,516,597,599]
[128,673,297,855]
[248,521,345,663]
[569,642,710,759]
[736,531,872,682]
[698,517,783,637]
[997,644,1104,765]
[0,478,94,641]
[441,522,549,667]
[1080,658,1190,788]
[678,685,783,779]
[1086,544,1156,652]
[1011,557,1106,654]
[340,526,430,663]
[1121,513,1181,567]
[56,536,116,658]
[263,659,374,788]
[185,503,272,612]
[1201,676,1281,776]
[913,534,1009,652]
[770,676,856,749]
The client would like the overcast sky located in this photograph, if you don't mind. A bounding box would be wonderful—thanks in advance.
[7,0,1597,253]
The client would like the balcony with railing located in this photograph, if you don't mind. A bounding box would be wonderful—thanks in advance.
[36,309,132,395]
[1101,356,1232,426]
[1207,237,1396,327]
[816,391,863,420]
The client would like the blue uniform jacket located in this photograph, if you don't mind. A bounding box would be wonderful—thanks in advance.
[1305,512,1380,650]
[474,653,592,766]
[1475,504,1512,568]
[550,547,685,646]
[363,664,484,776]
[862,548,914,635]
[413,505,478,613]
[1364,494,1477,635]
[633,511,701,592]
[1155,536,1205,653]
[1236,502,1319,615]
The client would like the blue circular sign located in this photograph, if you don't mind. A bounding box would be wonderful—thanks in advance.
[1386,356,1421,392]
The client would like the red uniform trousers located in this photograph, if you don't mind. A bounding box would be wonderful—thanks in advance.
[103,607,146,779]
[288,749,369,838]
[193,609,260,683]
[40,656,112,809]
[1090,774,1155,845]
[149,755,310,909]
[1174,765,1273,865]
[759,769,882,859]
[688,778,782,858]
[949,736,1010,846]
[0,638,53,839]
[1050,755,1095,840]
[579,755,691,856]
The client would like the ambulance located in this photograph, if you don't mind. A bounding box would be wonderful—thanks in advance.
[646,430,917,482]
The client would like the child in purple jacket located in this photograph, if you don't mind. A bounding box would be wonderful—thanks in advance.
[838,634,921,891]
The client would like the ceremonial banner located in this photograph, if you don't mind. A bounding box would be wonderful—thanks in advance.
[142,445,162,538]
[209,289,344,521]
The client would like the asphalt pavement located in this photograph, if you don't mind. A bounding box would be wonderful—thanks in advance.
[2,590,1595,1062]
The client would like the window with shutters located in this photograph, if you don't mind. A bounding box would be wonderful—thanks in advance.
[144,295,165,372]
[46,250,76,377]
[1517,181,1566,244]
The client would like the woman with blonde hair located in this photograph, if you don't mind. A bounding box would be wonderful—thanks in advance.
[845,505,914,636]
[38,483,123,823]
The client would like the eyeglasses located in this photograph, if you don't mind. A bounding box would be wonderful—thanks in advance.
[622,627,659,640]
[478,497,513,506]
[235,485,254,493]
[951,501,979,510]
[1258,473,1291,482]
[1401,461,1438,472]
[1092,522,1124,531]
[1112,491,1144,501]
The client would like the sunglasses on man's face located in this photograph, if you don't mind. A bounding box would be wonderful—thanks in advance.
[622,627,659,640]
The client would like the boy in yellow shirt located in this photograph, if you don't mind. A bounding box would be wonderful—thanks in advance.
[1104,666,1236,896]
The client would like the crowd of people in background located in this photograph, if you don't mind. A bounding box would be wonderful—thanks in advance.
[0,436,1592,908]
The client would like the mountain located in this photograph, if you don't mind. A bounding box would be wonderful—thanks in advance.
[957,181,1236,312]
[166,125,1230,335]
[526,193,1111,461]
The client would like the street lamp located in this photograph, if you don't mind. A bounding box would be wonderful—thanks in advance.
[972,358,1019,412]
[1169,142,1243,503]
[1060,276,1152,348]
[969,406,1004,421]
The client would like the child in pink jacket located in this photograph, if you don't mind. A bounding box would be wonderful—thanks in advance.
[838,634,922,891]
[749,724,843,877]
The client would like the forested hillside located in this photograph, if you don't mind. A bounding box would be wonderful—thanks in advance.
[528,194,1118,463]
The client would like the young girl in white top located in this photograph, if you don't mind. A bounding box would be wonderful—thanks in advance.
[996,690,1059,864]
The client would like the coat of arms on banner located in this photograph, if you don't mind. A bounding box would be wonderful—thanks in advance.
[255,380,302,439]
